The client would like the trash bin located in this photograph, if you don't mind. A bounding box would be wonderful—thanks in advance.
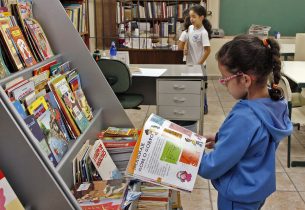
[171,120,198,133]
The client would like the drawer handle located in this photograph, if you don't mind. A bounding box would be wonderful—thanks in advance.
[174,110,185,115]
[173,85,186,90]
[173,97,186,103]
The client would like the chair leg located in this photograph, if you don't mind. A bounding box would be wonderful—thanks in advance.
[287,135,291,168]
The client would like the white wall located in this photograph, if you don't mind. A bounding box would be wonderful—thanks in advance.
[207,0,220,28]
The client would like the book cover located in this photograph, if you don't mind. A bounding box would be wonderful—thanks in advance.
[11,80,34,101]
[51,75,89,133]
[36,107,68,163]
[49,75,81,138]
[0,46,10,79]
[33,59,56,75]
[0,170,25,210]
[44,92,71,141]
[23,18,54,60]
[89,140,122,180]
[27,95,48,117]
[12,100,27,119]
[9,25,37,67]
[0,17,23,71]
[24,115,58,167]
[74,89,93,121]
[16,0,33,20]
[126,114,206,192]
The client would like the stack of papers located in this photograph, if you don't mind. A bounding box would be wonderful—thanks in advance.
[131,68,167,77]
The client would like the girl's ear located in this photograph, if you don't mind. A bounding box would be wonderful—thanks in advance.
[243,74,252,88]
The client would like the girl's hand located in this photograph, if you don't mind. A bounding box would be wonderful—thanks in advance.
[205,134,216,149]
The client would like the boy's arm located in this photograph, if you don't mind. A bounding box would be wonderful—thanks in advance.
[198,46,211,65]
[183,42,188,55]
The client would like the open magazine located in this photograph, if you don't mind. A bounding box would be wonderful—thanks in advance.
[126,114,206,193]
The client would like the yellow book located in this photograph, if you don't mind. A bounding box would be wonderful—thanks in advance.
[27,96,48,115]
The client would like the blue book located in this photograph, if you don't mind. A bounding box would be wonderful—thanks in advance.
[13,100,27,119]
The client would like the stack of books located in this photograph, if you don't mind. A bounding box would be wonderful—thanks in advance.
[98,127,139,173]
[248,24,271,38]
[0,0,54,79]
[62,1,87,34]
[137,182,172,210]
[4,60,93,167]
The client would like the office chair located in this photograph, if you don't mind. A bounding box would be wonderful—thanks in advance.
[278,76,305,167]
[295,33,305,61]
[96,58,144,109]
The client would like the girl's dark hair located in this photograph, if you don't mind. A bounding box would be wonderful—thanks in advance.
[216,34,283,101]
[189,5,212,39]
[184,16,191,31]
[183,8,190,19]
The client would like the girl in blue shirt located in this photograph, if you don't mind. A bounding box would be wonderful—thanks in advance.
[199,35,293,210]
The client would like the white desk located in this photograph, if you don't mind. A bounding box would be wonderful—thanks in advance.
[128,64,206,135]
[280,44,295,61]
[282,61,305,87]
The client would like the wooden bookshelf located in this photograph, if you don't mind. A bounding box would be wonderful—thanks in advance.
[95,0,207,64]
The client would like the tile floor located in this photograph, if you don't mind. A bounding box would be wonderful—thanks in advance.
[125,80,305,210]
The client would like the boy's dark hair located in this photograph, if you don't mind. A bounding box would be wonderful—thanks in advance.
[184,16,191,31]
[216,34,283,101]
[189,5,212,39]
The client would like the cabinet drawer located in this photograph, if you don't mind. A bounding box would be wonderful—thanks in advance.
[158,93,201,107]
[158,80,201,94]
[158,106,201,120]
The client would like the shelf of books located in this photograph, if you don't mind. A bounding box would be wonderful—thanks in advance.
[0,0,133,209]
[116,0,204,50]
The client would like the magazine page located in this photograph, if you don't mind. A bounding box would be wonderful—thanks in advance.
[127,114,206,192]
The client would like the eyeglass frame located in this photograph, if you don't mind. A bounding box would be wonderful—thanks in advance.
[218,72,244,85]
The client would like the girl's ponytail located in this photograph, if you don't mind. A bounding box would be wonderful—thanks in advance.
[203,19,212,39]
[264,38,283,101]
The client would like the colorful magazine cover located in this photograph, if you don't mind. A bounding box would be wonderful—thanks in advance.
[0,170,25,210]
[9,25,37,67]
[51,75,89,133]
[44,92,72,141]
[126,114,206,192]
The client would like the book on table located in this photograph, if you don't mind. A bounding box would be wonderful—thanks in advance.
[126,114,206,193]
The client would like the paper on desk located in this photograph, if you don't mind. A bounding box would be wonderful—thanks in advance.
[132,68,167,77]
[181,73,203,76]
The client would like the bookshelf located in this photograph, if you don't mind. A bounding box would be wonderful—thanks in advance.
[96,0,206,63]
[60,0,90,47]
[0,0,133,209]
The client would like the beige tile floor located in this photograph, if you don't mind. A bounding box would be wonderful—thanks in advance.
[125,80,305,210]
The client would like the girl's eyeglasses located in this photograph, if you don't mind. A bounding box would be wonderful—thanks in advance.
[218,72,244,85]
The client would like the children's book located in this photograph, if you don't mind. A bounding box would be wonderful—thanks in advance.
[0,170,25,210]
[49,75,80,138]
[33,59,56,75]
[24,115,58,167]
[9,25,36,67]
[50,75,89,133]
[74,89,93,121]
[0,46,10,79]
[11,80,34,101]
[89,140,122,180]
[0,17,23,71]
[23,18,54,60]
[44,92,72,141]
[126,114,206,193]
[12,100,27,119]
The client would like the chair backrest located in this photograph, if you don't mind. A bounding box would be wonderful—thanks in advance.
[295,33,305,61]
[96,58,132,93]
[278,76,292,102]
